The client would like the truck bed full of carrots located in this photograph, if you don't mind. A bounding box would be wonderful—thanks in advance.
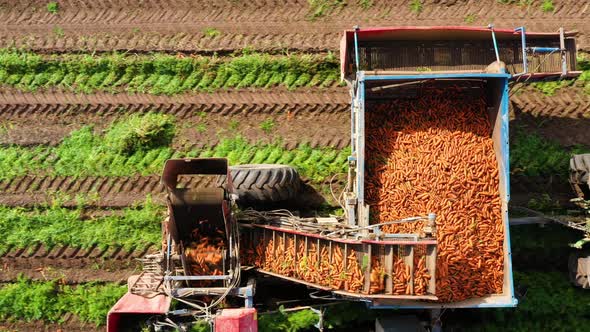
[365,86,504,302]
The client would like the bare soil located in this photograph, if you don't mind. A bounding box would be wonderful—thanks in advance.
[0,0,587,52]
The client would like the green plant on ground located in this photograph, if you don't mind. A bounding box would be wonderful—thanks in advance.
[259,118,275,134]
[531,79,570,95]
[306,0,346,20]
[52,26,64,38]
[104,112,175,155]
[447,271,590,331]
[199,136,350,183]
[541,0,554,12]
[0,277,126,325]
[46,1,58,14]
[0,120,349,183]
[527,193,559,211]
[228,119,240,131]
[409,0,423,13]
[196,123,207,133]
[0,51,340,94]
[358,0,373,9]
[511,131,589,177]
[464,13,477,23]
[203,28,221,38]
[259,306,319,331]
[0,197,163,252]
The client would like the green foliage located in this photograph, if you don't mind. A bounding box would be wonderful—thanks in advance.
[0,124,348,183]
[464,13,477,23]
[190,321,212,332]
[47,1,59,14]
[527,193,559,211]
[200,136,350,183]
[531,79,569,95]
[0,113,175,179]
[228,119,240,131]
[259,118,275,134]
[104,112,175,155]
[511,131,589,177]
[409,0,423,13]
[196,123,207,133]
[541,0,554,12]
[259,307,319,332]
[307,0,346,20]
[358,0,373,9]
[0,51,339,95]
[0,277,126,325]
[0,198,163,252]
[203,28,221,38]
[453,271,590,331]
[52,26,64,38]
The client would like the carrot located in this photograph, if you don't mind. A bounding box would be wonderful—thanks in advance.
[365,85,504,301]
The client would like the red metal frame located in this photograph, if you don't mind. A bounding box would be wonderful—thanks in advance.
[340,26,578,79]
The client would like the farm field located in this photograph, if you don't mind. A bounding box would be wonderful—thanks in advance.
[0,0,590,331]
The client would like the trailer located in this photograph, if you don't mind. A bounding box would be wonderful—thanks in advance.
[108,26,580,331]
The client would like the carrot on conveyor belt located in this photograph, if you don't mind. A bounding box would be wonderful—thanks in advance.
[365,86,504,302]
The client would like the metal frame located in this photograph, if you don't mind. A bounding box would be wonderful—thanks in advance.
[346,28,516,307]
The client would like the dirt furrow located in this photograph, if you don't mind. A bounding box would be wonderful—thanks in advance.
[0,174,330,208]
[0,90,350,147]
[510,87,590,147]
[2,0,587,24]
[0,0,588,52]
[0,244,153,283]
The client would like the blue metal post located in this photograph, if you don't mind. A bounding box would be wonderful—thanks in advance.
[514,26,528,75]
[353,25,361,72]
[529,47,561,53]
[488,24,501,67]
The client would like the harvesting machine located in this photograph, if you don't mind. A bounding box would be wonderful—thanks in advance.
[108,26,579,331]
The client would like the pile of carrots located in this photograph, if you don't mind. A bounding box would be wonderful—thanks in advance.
[184,231,225,287]
[365,86,504,302]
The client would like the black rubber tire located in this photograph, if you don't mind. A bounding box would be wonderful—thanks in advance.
[220,164,301,206]
[570,154,590,200]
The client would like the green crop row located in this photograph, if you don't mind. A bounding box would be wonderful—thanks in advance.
[0,277,126,325]
[511,130,589,178]
[0,114,349,183]
[0,50,340,94]
[447,271,590,331]
[0,198,163,253]
[531,56,590,95]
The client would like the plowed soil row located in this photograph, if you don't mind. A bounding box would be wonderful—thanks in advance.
[0,0,588,52]
[0,174,330,208]
[1,244,151,283]
[510,86,590,147]
[0,90,350,148]
[1,317,100,332]
[1,88,589,147]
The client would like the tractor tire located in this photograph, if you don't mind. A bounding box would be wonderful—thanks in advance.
[221,164,301,207]
[570,154,590,200]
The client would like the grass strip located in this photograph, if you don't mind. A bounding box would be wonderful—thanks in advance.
[0,199,163,252]
[511,130,589,177]
[0,277,126,326]
[531,56,590,95]
[0,130,349,183]
[0,50,340,94]
[448,271,590,331]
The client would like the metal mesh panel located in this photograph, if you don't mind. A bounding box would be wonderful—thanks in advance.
[350,38,576,74]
